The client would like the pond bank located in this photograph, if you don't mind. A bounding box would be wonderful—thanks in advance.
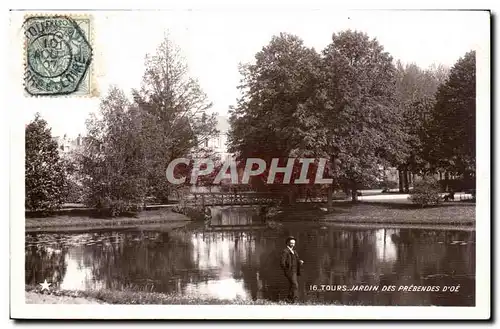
[269,201,475,227]
[25,209,191,233]
[25,201,475,233]
[25,291,106,304]
[24,286,352,305]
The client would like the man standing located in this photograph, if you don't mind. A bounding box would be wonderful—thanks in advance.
[280,236,304,303]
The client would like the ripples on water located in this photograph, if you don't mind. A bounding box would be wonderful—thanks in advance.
[25,206,475,305]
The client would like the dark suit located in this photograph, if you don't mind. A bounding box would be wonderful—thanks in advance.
[280,247,302,301]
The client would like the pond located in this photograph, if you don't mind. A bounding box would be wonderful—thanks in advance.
[25,206,475,306]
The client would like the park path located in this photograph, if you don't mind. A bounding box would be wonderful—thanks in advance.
[356,191,474,203]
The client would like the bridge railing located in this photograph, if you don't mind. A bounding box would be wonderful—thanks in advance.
[187,192,284,207]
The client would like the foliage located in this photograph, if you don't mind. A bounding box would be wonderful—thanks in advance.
[314,30,408,200]
[172,205,207,221]
[80,35,219,216]
[25,113,67,212]
[132,34,219,201]
[227,33,326,200]
[394,61,448,107]
[409,177,442,207]
[425,51,476,175]
[394,62,449,173]
[81,87,148,217]
[58,156,84,203]
[228,33,322,175]
[438,178,476,193]
[380,179,399,192]
[228,31,410,202]
[64,180,85,203]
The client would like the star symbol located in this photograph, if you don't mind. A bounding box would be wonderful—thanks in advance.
[39,279,51,291]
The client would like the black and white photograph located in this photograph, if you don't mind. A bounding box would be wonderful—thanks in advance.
[8,6,491,320]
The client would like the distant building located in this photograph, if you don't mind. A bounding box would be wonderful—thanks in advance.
[205,115,232,162]
[191,115,236,192]
[52,134,86,158]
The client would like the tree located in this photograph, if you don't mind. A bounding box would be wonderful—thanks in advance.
[25,113,67,211]
[318,30,408,202]
[228,33,324,202]
[133,34,219,202]
[394,62,449,192]
[81,87,148,216]
[426,51,476,178]
[229,31,414,205]
[394,61,447,106]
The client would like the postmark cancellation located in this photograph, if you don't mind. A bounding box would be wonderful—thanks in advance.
[23,15,95,97]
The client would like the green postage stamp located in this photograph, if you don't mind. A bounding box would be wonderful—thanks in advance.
[24,15,93,96]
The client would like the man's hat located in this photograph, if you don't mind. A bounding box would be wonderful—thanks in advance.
[285,236,296,244]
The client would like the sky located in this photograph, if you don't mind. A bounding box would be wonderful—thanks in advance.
[12,9,490,138]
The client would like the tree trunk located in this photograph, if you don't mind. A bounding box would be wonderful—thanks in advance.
[403,168,410,193]
[289,188,296,205]
[398,168,404,193]
[404,169,410,193]
[327,185,333,210]
[351,182,358,203]
[444,171,450,192]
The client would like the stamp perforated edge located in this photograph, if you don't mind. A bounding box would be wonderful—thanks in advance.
[22,12,99,98]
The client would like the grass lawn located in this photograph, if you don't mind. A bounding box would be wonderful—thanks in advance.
[272,201,475,226]
[25,209,191,233]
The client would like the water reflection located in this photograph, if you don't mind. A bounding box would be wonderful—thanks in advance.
[185,278,249,300]
[375,229,398,263]
[25,207,475,305]
[60,249,105,291]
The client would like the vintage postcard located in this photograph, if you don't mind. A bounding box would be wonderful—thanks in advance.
[9,8,490,320]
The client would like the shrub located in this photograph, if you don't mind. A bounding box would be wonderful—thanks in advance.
[172,205,207,221]
[95,199,144,217]
[409,177,442,207]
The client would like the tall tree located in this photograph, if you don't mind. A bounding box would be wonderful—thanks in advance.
[81,87,148,216]
[426,51,476,177]
[133,34,219,201]
[228,33,323,202]
[25,113,67,211]
[394,61,447,105]
[394,62,449,191]
[318,30,408,202]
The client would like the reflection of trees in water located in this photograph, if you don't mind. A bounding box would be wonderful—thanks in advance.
[238,233,266,300]
[210,206,262,226]
[380,229,475,306]
[392,230,475,277]
[76,231,197,293]
[190,230,267,300]
[25,236,67,287]
[77,229,268,297]
[190,231,256,277]
[255,227,475,306]
[252,228,378,302]
[25,226,475,306]
[254,231,283,301]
